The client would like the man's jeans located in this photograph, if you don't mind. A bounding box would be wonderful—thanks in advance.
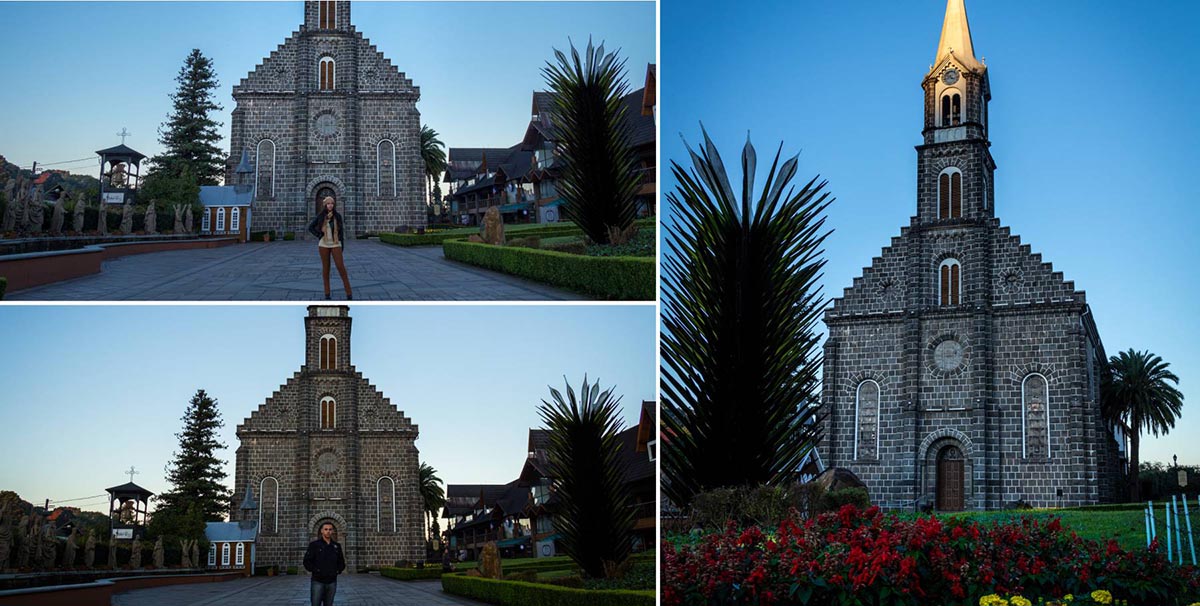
[310,579,337,606]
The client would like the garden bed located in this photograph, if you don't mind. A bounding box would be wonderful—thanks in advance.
[442,240,654,300]
[442,573,655,606]
[379,222,584,247]
[379,566,444,581]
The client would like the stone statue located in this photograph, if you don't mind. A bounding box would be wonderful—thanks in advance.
[40,524,56,570]
[173,205,185,233]
[26,186,45,235]
[184,205,194,233]
[120,202,133,234]
[0,507,12,570]
[72,193,86,233]
[153,536,163,568]
[108,538,116,569]
[480,206,505,245]
[84,530,95,568]
[128,539,141,569]
[15,514,31,569]
[479,541,502,579]
[5,179,25,233]
[144,200,157,234]
[62,527,76,568]
[179,539,191,568]
[97,202,109,235]
[50,195,66,235]
[190,541,199,569]
[1,179,15,231]
[29,516,43,570]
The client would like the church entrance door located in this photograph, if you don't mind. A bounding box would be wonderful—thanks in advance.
[936,446,965,511]
[314,185,337,216]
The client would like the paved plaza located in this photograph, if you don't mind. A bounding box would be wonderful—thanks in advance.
[10,240,580,301]
[113,574,487,606]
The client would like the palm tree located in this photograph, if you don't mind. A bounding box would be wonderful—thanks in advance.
[1102,349,1185,501]
[543,39,639,244]
[418,462,446,540]
[539,375,633,579]
[420,126,447,210]
[661,128,832,509]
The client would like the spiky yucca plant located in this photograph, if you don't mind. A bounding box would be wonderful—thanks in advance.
[662,128,832,508]
[539,376,633,578]
[543,39,639,244]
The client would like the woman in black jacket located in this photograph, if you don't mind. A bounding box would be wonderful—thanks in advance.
[307,196,353,300]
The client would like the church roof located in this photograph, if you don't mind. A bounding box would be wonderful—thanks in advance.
[105,482,154,498]
[95,144,147,162]
[205,522,257,543]
[933,0,984,73]
[199,186,254,207]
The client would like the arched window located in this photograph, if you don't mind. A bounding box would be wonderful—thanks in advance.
[319,334,337,370]
[231,207,241,232]
[221,543,230,566]
[217,207,226,232]
[938,168,962,219]
[1022,373,1050,458]
[319,0,336,29]
[854,380,880,460]
[202,209,211,232]
[376,476,396,532]
[939,258,961,306]
[320,396,336,429]
[235,542,245,566]
[377,139,396,197]
[319,58,335,91]
[208,543,216,566]
[256,139,276,198]
[941,92,962,126]
[259,477,280,534]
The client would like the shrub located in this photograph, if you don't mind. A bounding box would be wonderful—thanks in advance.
[283,232,295,241]
[508,236,541,249]
[543,574,585,588]
[0,277,6,300]
[543,240,588,255]
[442,573,655,606]
[286,566,298,575]
[380,565,444,581]
[664,504,1200,606]
[688,483,835,530]
[443,240,653,300]
[821,487,871,512]
[504,571,538,582]
[249,230,275,242]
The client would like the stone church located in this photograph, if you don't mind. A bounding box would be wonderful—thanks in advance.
[225,1,425,236]
[231,306,424,570]
[819,0,1125,511]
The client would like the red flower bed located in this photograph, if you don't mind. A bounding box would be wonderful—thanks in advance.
[663,505,1200,606]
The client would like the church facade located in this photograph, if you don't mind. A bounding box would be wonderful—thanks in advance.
[231,306,424,570]
[226,1,425,237]
[819,0,1125,511]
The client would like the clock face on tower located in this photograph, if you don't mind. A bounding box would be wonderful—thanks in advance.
[942,69,960,85]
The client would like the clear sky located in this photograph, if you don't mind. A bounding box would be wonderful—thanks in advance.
[0,305,655,515]
[663,1,1200,464]
[0,1,655,174]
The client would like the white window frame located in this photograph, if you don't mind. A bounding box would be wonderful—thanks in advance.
[202,209,211,232]
[940,88,963,127]
[221,543,230,566]
[1021,373,1051,459]
[937,167,963,219]
[320,396,337,429]
[853,380,881,461]
[235,542,244,566]
[217,207,226,232]
[377,139,397,197]
[259,476,280,534]
[376,476,396,532]
[320,57,336,91]
[208,543,216,566]
[939,258,962,306]
[320,334,338,370]
[231,207,241,232]
[255,139,276,198]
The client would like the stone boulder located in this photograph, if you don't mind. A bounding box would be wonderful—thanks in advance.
[478,541,502,579]
[480,206,505,245]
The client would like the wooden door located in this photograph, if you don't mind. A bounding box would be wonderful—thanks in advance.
[937,446,965,511]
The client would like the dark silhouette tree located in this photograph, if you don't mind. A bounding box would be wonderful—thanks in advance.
[1103,349,1185,501]
[157,389,230,523]
[150,49,225,185]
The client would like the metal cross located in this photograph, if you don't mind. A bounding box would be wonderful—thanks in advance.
[125,466,139,483]
[116,128,132,144]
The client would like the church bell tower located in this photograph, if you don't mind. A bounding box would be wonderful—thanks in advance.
[917,0,995,226]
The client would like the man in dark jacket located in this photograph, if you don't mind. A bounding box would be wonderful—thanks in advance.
[303,522,346,606]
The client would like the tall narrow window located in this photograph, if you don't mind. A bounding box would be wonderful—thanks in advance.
[319,1,336,28]
[951,94,962,125]
[938,168,963,219]
[256,139,276,198]
[259,477,280,534]
[208,543,216,566]
[320,396,336,429]
[217,207,226,232]
[377,140,396,197]
[221,543,230,566]
[235,542,245,566]
[939,259,961,306]
[231,207,241,232]
[202,209,211,232]
[319,58,335,91]
[941,95,951,127]
[854,380,880,460]
[376,476,396,532]
[1022,374,1050,458]
[319,334,337,370]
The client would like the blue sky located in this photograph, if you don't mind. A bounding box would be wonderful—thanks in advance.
[663,1,1200,464]
[0,305,655,515]
[0,1,655,174]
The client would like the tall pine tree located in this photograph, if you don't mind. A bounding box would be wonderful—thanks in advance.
[158,389,231,522]
[151,49,225,185]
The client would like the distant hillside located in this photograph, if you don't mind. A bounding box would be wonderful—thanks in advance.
[0,154,101,194]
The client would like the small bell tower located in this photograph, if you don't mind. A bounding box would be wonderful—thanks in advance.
[305,305,352,372]
[304,1,351,32]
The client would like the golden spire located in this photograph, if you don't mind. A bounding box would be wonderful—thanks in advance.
[934,0,984,72]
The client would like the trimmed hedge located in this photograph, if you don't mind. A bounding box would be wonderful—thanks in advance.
[380,566,445,581]
[379,223,583,247]
[443,241,654,300]
[442,574,655,606]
